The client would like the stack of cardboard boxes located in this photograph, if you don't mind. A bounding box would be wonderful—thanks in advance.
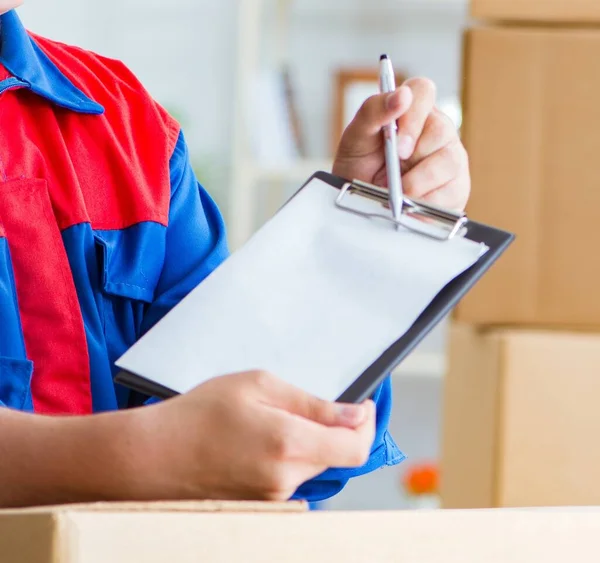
[441,0,600,508]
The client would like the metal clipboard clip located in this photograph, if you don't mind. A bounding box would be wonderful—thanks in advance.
[335,179,469,241]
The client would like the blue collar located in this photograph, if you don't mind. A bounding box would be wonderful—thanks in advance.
[0,10,104,114]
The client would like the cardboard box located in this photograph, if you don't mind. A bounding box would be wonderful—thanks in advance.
[3,500,600,562]
[441,324,600,509]
[456,26,600,328]
[471,0,600,23]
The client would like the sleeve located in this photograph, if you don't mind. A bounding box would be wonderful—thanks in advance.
[139,130,405,500]
[139,130,229,335]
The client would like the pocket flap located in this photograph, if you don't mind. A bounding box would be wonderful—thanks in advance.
[94,223,167,303]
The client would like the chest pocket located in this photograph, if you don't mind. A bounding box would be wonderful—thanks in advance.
[94,223,167,356]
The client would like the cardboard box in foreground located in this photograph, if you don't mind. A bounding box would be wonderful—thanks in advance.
[3,500,600,562]
[471,0,600,23]
[441,324,600,509]
[456,26,600,328]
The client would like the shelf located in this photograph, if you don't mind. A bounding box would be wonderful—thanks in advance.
[291,0,468,20]
[242,158,334,183]
[392,352,446,379]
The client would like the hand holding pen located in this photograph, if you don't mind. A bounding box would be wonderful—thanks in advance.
[331,65,470,214]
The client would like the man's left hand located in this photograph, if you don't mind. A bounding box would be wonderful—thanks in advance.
[332,77,470,211]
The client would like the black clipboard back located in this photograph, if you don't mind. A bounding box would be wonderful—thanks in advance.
[115,171,514,404]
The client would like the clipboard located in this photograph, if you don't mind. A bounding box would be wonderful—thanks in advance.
[114,171,514,404]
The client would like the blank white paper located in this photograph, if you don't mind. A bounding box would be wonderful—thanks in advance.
[116,179,487,401]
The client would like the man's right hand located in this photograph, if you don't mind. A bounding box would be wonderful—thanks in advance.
[133,371,376,501]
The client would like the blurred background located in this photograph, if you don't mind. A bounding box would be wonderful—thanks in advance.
[17,0,600,512]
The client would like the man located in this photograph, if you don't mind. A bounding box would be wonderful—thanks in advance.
[0,2,470,507]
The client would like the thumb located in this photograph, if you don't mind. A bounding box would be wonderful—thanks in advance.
[302,397,370,429]
[251,372,369,429]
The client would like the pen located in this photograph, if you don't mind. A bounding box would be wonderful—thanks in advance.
[379,54,403,225]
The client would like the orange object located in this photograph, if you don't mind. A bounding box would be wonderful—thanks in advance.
[403,464,439,497]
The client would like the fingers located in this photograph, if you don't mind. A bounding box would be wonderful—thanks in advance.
[307,399,376,468]
[402,138,470,207]
[267,399,377,469]
[247,371,368,429]
[354,86,413,135]
[255,402,377,500]
[417,177,471,211]
[396,77,437,160]
[397,99,469,210]
[337,86,413,158]
[404,108,459,170]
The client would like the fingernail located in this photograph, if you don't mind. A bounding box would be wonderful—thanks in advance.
[397,135,415,159]
[336,404,367,427]
[386,91,402,111]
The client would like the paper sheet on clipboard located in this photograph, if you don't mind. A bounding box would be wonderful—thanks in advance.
[116,178,487,401]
